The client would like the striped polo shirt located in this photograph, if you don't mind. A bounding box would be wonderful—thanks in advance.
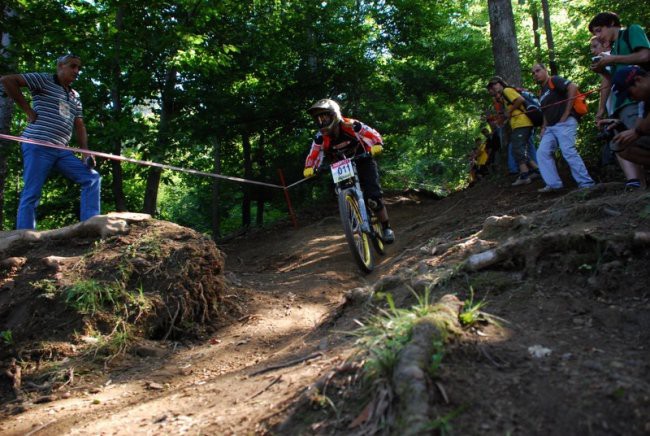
[21,72,83,146]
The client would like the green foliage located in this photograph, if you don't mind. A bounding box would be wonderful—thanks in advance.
[459,286,486,326]
[32,278,58,296]
[423,406,468,435]
[63,277,151,359]
[355,286,447,379]
[83,320,132,359]
[64,279,120,315]
[0,330,13,345]
[2,1,641,233]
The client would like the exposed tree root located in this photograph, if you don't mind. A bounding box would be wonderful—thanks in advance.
[464,230,647,273]
[3,359,22,400]
[390,294,463,435]
[0,213,151,254]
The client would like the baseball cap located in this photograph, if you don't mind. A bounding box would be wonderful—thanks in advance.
[612,65,646,102]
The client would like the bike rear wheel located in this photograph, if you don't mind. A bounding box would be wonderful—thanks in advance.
[338,190,373,272]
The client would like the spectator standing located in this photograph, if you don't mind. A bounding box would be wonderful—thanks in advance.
[472,136,489,180]
[486,77,541,186]
[481,127,499,167]
[531,63,595,192]
[590,36,617,168]
[590,36,615,119]
[0,54,101,229]
[589,11,650,189]
[485,99,537,175]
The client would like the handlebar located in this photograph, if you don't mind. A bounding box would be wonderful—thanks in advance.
[333,149,370,161]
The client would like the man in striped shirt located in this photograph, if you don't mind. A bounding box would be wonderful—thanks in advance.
[1,54,101,229]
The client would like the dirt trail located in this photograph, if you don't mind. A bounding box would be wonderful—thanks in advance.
[1,174,649,435]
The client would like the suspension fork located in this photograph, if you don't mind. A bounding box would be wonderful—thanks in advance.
[352,183,372,233]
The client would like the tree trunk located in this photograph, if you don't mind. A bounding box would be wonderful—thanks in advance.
[143,167,162,216]
[255,134,265,227]
[143,68,177,216]
[541,0,558,75]
[211,138,222,240]
[487,0,522,86]
[530,1,542,62]
[110,5,127,212]
[241,131,251,228]
[0,10,15,230]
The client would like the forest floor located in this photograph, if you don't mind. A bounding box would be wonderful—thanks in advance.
[0,164,649,435]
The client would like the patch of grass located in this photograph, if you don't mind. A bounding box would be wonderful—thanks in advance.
[354,286,448,380]
[459,286,486,327]
[124,232,164,259]
[33,279,59,299]
[82,320,133,360]
[424,406,467,435]
[64,279,121,314]
[63,276,156,361]
[105,321,132,357]
[124,285,152,321]
[1,330,13,345]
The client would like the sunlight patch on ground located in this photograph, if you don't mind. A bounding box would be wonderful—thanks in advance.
[309,234,345,244]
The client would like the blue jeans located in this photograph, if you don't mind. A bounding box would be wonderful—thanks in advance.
[17,143,101,229]
[537,117,594,189]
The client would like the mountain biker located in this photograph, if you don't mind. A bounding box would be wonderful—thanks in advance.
[303,98,394,244]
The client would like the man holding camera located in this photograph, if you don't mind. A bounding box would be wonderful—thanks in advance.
[589,11,650,189]
[602,66,650,166]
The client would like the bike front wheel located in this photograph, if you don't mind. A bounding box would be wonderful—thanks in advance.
[370,216,386,255]
[338,190,374,273]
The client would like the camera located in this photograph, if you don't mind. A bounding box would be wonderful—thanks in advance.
[592,56,602,63]
[596,120,621,141]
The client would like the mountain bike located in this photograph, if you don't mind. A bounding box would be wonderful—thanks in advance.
[330,151,385,273]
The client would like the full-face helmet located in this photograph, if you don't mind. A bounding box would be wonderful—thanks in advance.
[307,98,342,135]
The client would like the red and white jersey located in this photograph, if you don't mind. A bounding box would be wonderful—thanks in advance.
[304,117,383,169]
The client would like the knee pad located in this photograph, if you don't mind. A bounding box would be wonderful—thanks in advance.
[367,197,383,212]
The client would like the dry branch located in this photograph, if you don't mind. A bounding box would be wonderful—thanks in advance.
[249,352,324,377]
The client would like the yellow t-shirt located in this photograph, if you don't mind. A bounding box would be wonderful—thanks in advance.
[476,142,488,166]
[502,87,533,129]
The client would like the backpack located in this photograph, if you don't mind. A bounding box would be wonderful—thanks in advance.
[618,28,650,71]
[503,87,544,127]
[547,77,588,117]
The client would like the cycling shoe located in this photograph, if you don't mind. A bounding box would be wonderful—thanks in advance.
[382,227,395,244]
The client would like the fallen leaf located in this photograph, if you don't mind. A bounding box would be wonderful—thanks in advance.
[348,401,373,429]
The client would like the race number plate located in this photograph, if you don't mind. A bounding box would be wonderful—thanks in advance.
[331,159,354,183]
